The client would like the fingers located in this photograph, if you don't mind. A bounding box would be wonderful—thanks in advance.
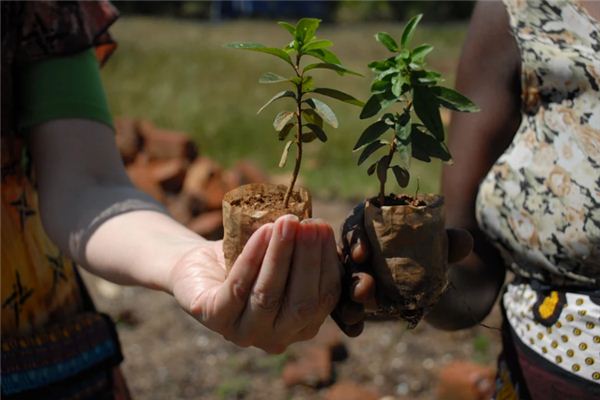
[275,219,323,334]
[341,203,370,265]
[238,215,299,340]
[351,272,377,309]
[213,223,273,336]
[447,228,473,264]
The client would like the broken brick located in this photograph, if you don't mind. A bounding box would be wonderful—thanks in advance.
[436,361,495,400]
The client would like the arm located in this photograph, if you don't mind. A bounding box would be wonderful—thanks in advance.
[424,1,522,330]
[29,119,341,352]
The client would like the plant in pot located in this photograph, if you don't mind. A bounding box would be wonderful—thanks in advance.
[223,18,363,269]
[352,15,479,327]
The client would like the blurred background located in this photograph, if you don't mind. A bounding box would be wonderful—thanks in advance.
[90,1,502,399]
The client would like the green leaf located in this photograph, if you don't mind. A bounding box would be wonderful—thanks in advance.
[413,85,444,140]
[353,120,390,150]
[357,141,385,165]
[371,80,390,94]
[301,75,315,92]
[401,14,423,48]
[302,132,317,142]
[412,44,433,63]
[311,88,364,107]
[395,141,412,169]
[368,60,391,71]
[391,165,410,188]
[279,140,293,167]
[415,70,442,84]
[302,108,323,128]
[305,98,338,128]
[278,122,295,140]
[411,125,453,163]
[376,155,391,185]
[295,18,321,44]
[305,48,341,65]
[360,95,382,119]
[395,112,411,143]
[259,72,289,84]
[434,86,480,112]
[391,75,408,97]
[278,21,296,36]
[306,123,328,142]
[301,39,333,52]
[225,42,293,66]
[303,63,363,77]
[257,91,296,114]
[273,111,296,131]
[375,32,399,52]
[367,161,377,176]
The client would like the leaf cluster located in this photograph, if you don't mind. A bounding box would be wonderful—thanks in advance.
[353,14,479,193]
[225,18,363,169]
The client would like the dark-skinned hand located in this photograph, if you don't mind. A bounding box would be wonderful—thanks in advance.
[331,202,474,337]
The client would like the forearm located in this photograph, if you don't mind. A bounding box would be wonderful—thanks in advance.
[425,231,505,330]
[30,119,208,293]
[45,182,206,292]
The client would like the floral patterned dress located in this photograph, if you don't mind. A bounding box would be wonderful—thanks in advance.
[1,2,129,398]
[476,0,600,398]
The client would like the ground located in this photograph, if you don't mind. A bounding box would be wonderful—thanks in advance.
[82,199,501,400]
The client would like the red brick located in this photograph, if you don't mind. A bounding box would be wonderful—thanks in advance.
[126,159,165,203]
[187,209,223,240]
[282,345,332,388]
[114,117,144,165]
[150,158,188,194]
[436,361,495,400]
[230,160,268,185]
[183,158,233,210]
[136,120,198,161]
[324,381,380,400]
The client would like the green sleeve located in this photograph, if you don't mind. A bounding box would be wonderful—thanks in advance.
[17,48,114,133]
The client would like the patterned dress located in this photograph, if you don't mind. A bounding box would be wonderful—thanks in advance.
[1,2,129,398]
[475,0,600,398]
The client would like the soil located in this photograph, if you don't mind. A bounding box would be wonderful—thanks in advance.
[370,194,429,208]
[229,189,305,213]
[81,198,502,400]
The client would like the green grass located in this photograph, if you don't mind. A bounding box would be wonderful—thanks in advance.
[102,18,467,199]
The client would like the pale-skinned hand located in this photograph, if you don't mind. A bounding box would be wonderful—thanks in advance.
[169,215,342,353]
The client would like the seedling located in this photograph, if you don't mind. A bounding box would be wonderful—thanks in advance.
[221,18,362,269]
[354,14,478,206]
[226,18,363,208]
[353,15,479,326]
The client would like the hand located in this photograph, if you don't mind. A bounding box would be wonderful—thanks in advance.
[169,215,342,353]
[331,202,473,336]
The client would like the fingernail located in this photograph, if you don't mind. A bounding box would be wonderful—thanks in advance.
[281,215,298,240]
[300,220,318,242]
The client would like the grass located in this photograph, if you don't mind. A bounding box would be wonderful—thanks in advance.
[102,18,467,199]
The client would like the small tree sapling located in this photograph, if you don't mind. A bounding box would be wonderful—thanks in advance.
[354,14,478,205]
[353,15,479,326]
[221,18,362,269]
[226,17,363,208]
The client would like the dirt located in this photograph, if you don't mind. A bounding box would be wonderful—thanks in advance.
[230,189,305,213]
[370,194,428,208]
[222,183,312,268]
[81,198,502,400]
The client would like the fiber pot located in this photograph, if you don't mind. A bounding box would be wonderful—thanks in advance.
[222,183,312,270]
[363,194,448,327]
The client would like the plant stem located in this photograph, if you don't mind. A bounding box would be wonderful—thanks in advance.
[283,54,303,208]
[378,138,397,207]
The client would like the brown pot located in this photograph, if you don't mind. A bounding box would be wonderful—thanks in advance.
[222,183,312,270]
[363,194,448,327]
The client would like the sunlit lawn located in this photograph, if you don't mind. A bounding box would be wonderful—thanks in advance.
[102,18,467,199]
